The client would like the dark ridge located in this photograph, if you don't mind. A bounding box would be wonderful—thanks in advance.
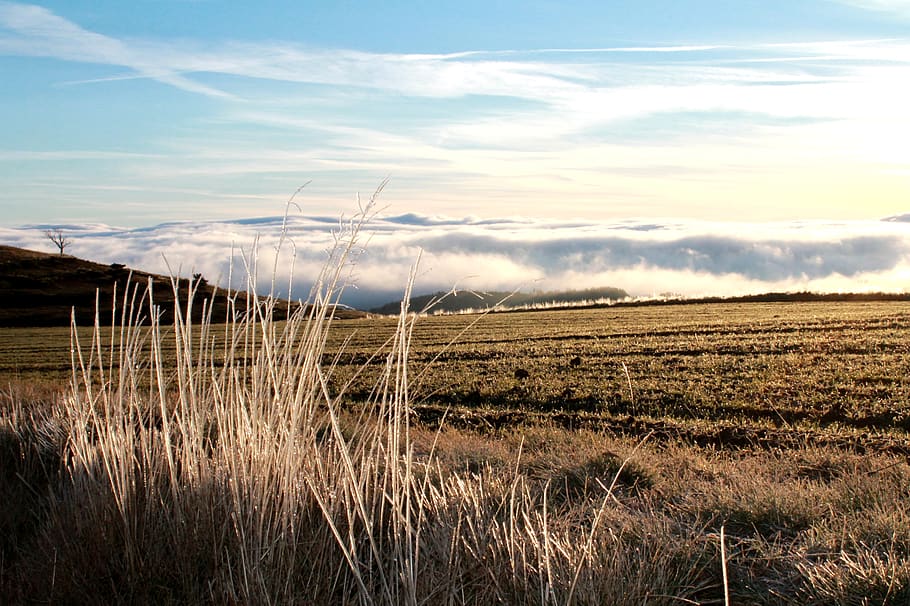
[0,245,367,327]
[371,286,910,316]
[513,290,910,315]
[369,286,630,315]
[608,291,910,309]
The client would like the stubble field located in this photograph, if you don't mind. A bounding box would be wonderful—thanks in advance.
[7,300,910,443]
[3,299,910,604]
[327,300,910,453]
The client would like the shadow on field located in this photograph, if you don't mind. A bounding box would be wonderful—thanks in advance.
[0,424,59,596]
[0,404,351,604]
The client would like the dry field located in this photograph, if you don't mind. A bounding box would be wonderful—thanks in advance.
[323,300,910,452]
[2,298,910,604]
[7,300,910,442]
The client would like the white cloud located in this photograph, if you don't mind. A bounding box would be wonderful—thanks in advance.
[0,150,162,160]
[832,0,910,17]
[2,3,910,224]
[0,1,233,97]
[3,3,909,124]
[3,212,910,309]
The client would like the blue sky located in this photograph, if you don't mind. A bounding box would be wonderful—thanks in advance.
[1,1,910,303]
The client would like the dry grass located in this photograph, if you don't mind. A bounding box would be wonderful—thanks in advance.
[2,201,910,604]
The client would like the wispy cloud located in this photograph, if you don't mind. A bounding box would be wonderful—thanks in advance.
[0,150,162,160]
[2,2,909,224]
[3,2,908,120]
[0,1,232,97]
[832,0,910,18]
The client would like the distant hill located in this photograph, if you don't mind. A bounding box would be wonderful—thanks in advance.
[0,245,367,327]
[620,291,910,307]
[369,285,910,316]
[370,286,629,315]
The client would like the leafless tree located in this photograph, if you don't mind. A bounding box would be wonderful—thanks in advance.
[45,229,70,255]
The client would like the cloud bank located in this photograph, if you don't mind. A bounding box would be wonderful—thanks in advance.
[3,213,910,309]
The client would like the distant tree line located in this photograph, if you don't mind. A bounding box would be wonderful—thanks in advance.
[612,291,910,308]
[370,286,630,315]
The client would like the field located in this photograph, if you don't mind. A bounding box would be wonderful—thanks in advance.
[9,299,906,448]
[326,301,910,449]
[3,298,910,603]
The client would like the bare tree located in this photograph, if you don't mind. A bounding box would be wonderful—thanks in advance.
[45,229,70,255]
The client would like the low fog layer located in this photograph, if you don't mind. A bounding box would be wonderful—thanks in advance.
[3,212,910,309]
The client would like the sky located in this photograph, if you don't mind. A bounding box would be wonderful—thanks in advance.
[1,1,910,306]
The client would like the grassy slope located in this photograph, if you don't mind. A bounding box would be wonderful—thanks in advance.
[0,244,225,327]
[0,245,366,327]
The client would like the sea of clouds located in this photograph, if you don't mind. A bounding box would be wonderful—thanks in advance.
[3,212,910,310]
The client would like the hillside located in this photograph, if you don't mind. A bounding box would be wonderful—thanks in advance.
[0,245,365,327]
[370,286,629,315]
